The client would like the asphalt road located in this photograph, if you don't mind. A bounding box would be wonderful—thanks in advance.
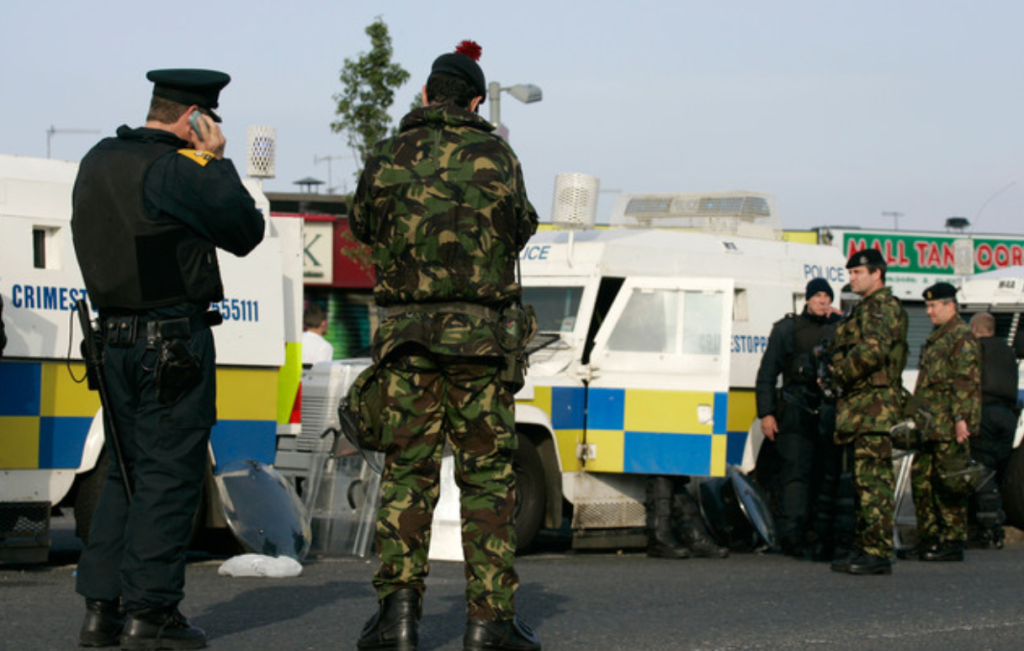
[3,518,1024,651]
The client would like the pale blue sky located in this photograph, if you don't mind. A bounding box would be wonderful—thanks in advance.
[4,0,1022,233]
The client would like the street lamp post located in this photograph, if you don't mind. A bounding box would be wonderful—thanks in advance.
[882,211,903,230]
[488,81,543,133]
[314,155,345,194]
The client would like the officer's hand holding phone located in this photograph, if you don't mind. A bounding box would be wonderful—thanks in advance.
[188,110,226,159]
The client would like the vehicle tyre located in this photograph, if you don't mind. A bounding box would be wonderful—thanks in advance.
[1001,445,1024,529]
[513,433,546,553]
[73,451,108,543]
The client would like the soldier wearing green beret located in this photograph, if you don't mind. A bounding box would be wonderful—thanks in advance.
[829,248,909,575]
[909,282,982,562]
[350,40,541,651]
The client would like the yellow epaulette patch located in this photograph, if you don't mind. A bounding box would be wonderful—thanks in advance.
[177,148,215,166]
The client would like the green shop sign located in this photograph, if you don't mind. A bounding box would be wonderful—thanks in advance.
[842,232,1024,275]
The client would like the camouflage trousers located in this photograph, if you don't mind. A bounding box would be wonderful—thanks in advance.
[911,438,970,543]
[372,352,519,621]
[852,433,895,558]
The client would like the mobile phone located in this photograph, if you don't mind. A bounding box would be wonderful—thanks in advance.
[189,111,205,142]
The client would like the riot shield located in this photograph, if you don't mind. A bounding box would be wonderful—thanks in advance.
[214,459,312,561]
[698,465,779,552]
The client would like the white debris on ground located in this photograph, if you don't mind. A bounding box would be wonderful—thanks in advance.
[218,554,303,578]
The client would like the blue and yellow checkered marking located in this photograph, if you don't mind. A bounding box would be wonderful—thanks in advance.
[519,385,759,478]
[0,360,281,471]
[0,361,97,470]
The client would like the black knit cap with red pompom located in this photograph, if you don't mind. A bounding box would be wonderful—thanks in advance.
[430,39,487,103]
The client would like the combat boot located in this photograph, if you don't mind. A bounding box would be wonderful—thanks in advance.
[899,537,938,560]
[646,476,690,559]
[673,490,728,558]
[921,540,964,562]
[78,598,123,647]
[685,528,731,558]
[843,551,892,575]
[120,606,206,650]
[464,616,541,651]
[829,551,853,573]
[357,588,422,651]
[992,526,1005,550]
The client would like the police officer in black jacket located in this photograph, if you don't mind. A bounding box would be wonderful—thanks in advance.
[756,278,845,559]
[71,69,264,649]
[969,312,1020,548]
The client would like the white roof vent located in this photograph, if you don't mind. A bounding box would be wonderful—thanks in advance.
[550,172,599,229]
[246,125,277,180]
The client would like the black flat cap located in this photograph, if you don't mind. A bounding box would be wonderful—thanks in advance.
[923,282,957,301]
[845,248,886,269]
[146,69,230,122]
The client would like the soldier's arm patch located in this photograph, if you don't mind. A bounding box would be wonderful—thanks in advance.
[176,148,215,166]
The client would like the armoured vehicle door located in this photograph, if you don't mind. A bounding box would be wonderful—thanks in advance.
[583,277,734,477]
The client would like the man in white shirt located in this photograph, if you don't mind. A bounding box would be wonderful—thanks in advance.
[302,303,334,365]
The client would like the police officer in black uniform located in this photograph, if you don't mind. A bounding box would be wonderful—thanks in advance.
[71,69,264,649]
[756,278,845,559]
[969,312,1020,548]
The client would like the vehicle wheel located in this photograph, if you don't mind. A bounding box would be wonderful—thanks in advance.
[74,451,108,543]
[1001,445,1024,529]
[513,433,546,553]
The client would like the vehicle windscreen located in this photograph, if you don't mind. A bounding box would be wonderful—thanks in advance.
[523,286,584,333]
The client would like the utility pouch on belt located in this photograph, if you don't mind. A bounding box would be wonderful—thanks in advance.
[155,338,202,404]
[339,364,387,452]
[496,302,537,391]
[496,302,537,352]
[105,316,139,348]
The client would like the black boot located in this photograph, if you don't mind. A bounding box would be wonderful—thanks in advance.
[842,551,892,575]
[829,549,854,572]
[464,616,541,651]
[907,538,940,560]
[646,476,690,559]
[921,540,964,562]
[357,588,422,651]
[79,598,123,648]
[120,607,206,650]
[673,491,729,558]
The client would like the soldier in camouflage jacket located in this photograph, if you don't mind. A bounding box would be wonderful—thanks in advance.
[349,41,541,651]
[829,249,909,575]
[910,282,981,562]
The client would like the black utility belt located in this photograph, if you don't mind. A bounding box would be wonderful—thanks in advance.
[102,311,223,348]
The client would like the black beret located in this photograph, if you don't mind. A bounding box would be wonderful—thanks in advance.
[845,248,886,269]
[923,282,957,301]
[430,41,486,103]
[146,69,230,122]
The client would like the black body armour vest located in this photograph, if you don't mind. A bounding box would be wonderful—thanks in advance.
[784,313,836,387]
[72,137,223,310]
[980,337,1019,404]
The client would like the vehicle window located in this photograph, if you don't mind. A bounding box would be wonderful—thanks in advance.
[606,288,724,356]
[607,288,675,352]
[522,286,584,333]
[683,291,724,355]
